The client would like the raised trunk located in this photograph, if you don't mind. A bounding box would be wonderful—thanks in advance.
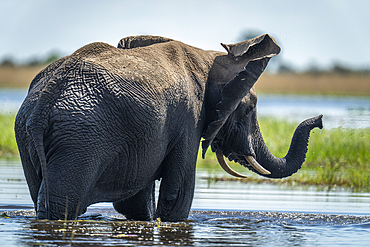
[253,115,323,178]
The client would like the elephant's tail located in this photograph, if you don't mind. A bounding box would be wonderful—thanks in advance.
[26,98,50,218]
[26,79,61,219]
[28,113,49,217]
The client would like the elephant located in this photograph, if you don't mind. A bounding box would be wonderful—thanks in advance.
[15,34,323,222]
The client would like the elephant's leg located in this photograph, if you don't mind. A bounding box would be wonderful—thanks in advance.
[20,151,42,208]
[155,145,196,222]
[37,195,88,220]
[113,181,156,221]
[36,161,93,220]
[36,179,88,220]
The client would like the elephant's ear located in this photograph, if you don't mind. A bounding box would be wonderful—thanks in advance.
[117,35,173,49]
[221,34,280,59]
[202,34,280,158]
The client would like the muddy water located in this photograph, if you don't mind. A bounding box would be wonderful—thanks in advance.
[1,160,370,246]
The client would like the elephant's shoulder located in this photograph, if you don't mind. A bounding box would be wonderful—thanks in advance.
[71,42,119,59]
[69,42,132,70]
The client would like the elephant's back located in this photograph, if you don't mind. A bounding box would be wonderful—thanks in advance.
[68,40,215,90]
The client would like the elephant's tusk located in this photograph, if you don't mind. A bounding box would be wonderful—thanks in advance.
[245,156,271,175]
[216,150,249,178]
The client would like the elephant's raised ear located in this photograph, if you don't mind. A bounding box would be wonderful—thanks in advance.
[201,35,280,158]
[221,34,280,59]
[117,35,173,49]
[202,58,271,157]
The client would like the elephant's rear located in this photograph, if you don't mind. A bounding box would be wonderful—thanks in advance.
[15,47,167,219]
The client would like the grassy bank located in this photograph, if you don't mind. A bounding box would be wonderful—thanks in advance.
[1,114,369,191]
[0,114,18,158]
[198,117,370,192]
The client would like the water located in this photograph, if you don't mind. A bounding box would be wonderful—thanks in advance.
[2,210,370,246]
[0,88,28,115]
[257,94,370,129]
[1,161,370,246]
[1,88,370,129]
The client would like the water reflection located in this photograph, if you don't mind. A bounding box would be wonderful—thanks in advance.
[11,211,195,246]
[193,169,370,215]
[3,209,369,246]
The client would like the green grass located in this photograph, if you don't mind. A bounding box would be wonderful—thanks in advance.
[198,117,370,192]
[300,126,370,191]
[1,113,369,191]
[0,114,18,158]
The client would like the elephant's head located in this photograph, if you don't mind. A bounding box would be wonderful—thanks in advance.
[203,34,323,179]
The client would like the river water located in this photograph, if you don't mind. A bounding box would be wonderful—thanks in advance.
[1,89,370,246]
[2,88,370,129]
[1,161,370,246]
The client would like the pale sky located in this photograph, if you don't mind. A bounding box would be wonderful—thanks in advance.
[1,0,369,70]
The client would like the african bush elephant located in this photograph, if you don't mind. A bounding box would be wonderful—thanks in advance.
[15,34,323,221]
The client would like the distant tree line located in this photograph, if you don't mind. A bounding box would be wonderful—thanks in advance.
[238,29,370,75]
[277,60,370,75]
[0,52,62,67]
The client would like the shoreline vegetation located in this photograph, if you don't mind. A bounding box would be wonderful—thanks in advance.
[1,65,370,96]
[0,65,369,191]
[1,113,369,192]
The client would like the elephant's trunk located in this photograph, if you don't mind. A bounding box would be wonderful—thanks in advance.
[253,114,323,178]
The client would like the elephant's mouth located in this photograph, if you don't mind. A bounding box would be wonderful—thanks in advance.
[216,150,271,178]
[227,152,253,168]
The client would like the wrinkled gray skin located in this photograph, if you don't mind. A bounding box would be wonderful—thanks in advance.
[15,35,323,222]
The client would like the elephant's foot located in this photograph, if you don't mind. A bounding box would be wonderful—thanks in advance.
[36,192,47,219]
[36,192,86,220]
[155,174,195,222]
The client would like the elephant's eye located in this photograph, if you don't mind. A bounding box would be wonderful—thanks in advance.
[246,106,254,115]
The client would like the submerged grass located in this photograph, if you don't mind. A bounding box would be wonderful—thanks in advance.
[1,113,369,190]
